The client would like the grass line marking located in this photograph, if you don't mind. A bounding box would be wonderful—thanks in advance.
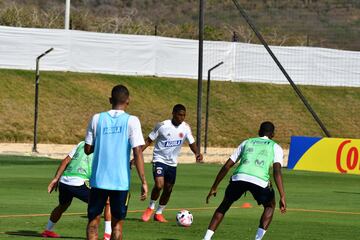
[1,206,360,218]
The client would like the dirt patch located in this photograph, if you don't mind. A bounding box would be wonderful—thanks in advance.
[0,143,289,166]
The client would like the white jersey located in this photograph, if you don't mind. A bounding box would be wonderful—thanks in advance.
[149,120,195,167]
[229,136,284,188]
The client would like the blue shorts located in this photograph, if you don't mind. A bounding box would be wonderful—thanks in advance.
[152,162,177,184]
[87,188,129,221]
[58,182,89,205]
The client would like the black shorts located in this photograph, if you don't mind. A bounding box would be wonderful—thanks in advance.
[88,188,129,221]
[58,182,89,205]
[152,162,177,184]
[224,180,274,206]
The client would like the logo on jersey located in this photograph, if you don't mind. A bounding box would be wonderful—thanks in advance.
[164,140,182,147]
[179,132,184,138]
[246,147,254,153]
[103,126,122,135]
[255,159,265,167]
[252,140,271,145]
[242,158,250,165]
[155,167,163,175]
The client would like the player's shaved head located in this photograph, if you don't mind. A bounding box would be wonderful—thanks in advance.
[258,121,275,138]
[172,104,186,113]
[111,84,129,105]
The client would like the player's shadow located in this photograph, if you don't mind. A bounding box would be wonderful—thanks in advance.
[125,217,143,222]
[334,191,360,195]
[5,230,83,239]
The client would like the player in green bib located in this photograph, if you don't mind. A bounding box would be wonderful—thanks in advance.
[41,141,112,240]
[203,122,286,240]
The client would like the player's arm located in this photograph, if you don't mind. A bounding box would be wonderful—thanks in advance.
[186,125,203,162]
[84,144,94,155]
[129,116,148,200]
[130,137,153,169]
[47,155,72,193]
[189,142,203,162]
[141,137,153,152]
[133,146,148,201]
[273,162,286,213]
[84,114,96,155]
[206,159,235,203]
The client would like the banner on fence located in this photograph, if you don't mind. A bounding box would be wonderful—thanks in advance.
[288,136,360,175]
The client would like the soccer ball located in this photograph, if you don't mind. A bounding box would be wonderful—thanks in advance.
[176,209,193,227]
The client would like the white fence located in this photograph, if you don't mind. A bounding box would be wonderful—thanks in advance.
[0,26,359,87]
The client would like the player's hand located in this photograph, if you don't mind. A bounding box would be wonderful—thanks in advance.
[206,187,217,204]
[140,182,148,201]
[130,159,135,169]
[196,153,203,163]
[48,178,59,194]
[279,196,286,214]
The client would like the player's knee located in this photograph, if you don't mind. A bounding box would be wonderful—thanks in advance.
[270,198,276,208]
[88,208,102,222]
[154,183,164,191]
[263,199,275,210]
[216,200,232,214]
[57,202,70,212]
[163,185,173,194]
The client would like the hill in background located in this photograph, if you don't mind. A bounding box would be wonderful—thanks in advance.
[1,69,359,147]
[0,0,359,50]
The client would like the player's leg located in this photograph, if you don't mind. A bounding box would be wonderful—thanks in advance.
[151,175,165,200]
[249,182,275,240]
[203,181,245,240]
[103,198,112,240]
[42,182,73,238]
[109,190,129,240]
[141,162,165,222]
[87,188,108,240]
[154,164,176,222]
[158,181,174,205]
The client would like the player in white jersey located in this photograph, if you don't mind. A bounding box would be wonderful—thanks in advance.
[141,104,203,223]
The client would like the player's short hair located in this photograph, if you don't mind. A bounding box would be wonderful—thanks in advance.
[172,104,186,113]
[258,121,275,137]
[111,85,129,105]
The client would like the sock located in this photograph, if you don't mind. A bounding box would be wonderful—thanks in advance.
[104,221,111,235]
[155,204,166,214]
[45,219,56,231]
[255,228,266,240]
[203,229,214,240]
[149,200,156,210]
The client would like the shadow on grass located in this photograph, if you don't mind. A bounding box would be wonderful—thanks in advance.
[125,217,143,222]
[334,191,360,195]
[5,230,83,239]
[79,216,143,222]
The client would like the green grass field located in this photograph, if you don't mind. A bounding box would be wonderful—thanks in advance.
[1,69,360,147]
[0,155,359,239]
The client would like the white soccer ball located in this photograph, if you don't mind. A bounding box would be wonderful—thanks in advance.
[176,209,193,227]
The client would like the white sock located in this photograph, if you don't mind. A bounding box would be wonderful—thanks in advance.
[203,229,214,240]
[104,221,111,235]
[45,219,55,231]
[149,200,156,210]
[255,228,266,240]
[155,204,166,214]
